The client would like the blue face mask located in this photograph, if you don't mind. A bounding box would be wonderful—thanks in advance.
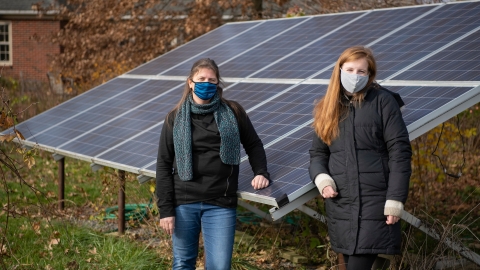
[192,81,217,100]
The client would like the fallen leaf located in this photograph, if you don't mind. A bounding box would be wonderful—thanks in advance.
[88,247,97,255]
[32,222,41,234]
[0,133,16,142]
[14,129,25,140]
[49,238,60,246]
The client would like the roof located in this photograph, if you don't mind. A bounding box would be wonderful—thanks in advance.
[0,0,64,11]
[0,0,66,18]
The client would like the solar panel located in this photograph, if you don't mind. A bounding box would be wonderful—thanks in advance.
[391,30,480,81]
[5,1,480,210]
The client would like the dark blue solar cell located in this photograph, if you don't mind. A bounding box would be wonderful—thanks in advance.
[372,2,480,80]
[223,82,296,109]
[402,108,431,126]
[127,22,262,75]
[54,80,182,157]
[97,148,154,168]
[392,31,480,81]
[163,17,309,77]
[257,5,436,80]
[31,132,79,148]
[15,78,145,141]
[225,12,365,79]
[384,86,472,127]
[238,123,314,198]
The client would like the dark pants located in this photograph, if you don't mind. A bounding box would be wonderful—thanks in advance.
[343,254,377,270]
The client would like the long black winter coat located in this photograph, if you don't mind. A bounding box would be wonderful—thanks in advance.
[309,85,412,255]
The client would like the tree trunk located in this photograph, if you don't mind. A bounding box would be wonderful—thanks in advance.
[253,0,262,18]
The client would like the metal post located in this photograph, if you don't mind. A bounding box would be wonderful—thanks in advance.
[118,170,126,234]
[58,157,65,210]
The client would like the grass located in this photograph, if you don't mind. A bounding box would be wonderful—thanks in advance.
[0,144,168,269]
[1,144,154,212]
[1,217,168,269]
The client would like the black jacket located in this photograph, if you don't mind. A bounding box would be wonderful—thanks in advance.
[309,85,412,255]
[156,101,269,218]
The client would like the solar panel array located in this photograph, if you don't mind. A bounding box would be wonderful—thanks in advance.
[7,1,480,208]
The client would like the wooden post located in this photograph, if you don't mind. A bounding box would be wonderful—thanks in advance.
[253,0,262,18]
[118,170,126,234]
[58,157,65,210]
[337,254,346,270]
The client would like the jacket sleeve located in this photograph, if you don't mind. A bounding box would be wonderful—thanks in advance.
[308,133,331,181]
[155,113,176,218]
[381,92,412,204]
[236,105,270,181]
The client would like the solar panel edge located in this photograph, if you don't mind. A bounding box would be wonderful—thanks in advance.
[237,190,279,207]
[407,85,480,141]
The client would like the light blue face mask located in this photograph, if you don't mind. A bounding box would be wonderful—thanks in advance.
[192,81,217,100]
[340,69,369,93]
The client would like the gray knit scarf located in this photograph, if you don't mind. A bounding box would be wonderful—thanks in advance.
[173,93,240,181]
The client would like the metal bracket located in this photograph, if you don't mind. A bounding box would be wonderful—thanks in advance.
[137,175,152,184]
[237,199,273,223]
[52,153,65,161]
[269,187,319,221]
[402,210,480,265]
[22,145,33,150]
[296,204,327,224]
[268,186,480,266]
[90,163,103,172]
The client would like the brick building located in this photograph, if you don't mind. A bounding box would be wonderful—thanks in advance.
[0,0,65,82]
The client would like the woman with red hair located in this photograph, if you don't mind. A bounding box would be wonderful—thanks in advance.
[309,46,412,269]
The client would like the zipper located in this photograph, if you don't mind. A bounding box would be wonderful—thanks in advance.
[346,102,354,169]
[224,165,233,196]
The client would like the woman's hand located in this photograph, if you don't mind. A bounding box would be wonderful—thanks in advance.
[251,175,269,190]
[322,186,338,199]
[160,217,175,235]
[386,215,400,225]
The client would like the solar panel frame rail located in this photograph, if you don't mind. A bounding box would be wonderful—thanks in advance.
[3,0,480,250]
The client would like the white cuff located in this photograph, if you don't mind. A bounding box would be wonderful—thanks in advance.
[314,174,336,195]
[384,200,404,217]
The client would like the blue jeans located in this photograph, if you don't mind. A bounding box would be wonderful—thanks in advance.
[172,202,236,270]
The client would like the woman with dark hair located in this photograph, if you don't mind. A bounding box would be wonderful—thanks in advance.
[156,58,270,269]
[309,46,412,269]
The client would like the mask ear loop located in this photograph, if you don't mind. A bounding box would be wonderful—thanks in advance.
[431,115,466,179]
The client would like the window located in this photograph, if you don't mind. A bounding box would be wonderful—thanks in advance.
[0,22,12,66]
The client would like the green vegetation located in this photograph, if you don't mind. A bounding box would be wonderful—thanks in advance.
[1,217,167,269]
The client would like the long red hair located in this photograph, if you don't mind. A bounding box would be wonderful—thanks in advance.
[312,46,377,145]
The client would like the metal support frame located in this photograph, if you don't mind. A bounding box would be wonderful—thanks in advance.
[90,163,103,172]
[118,170,126,235]
[52,153,64,161]
[401,211,480,265]
[296,204,327,224]
[269,187,320,221]
[237,199,273,223]
[275,199,480,266]
[57,157,65,210]
[137,174,152,184]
